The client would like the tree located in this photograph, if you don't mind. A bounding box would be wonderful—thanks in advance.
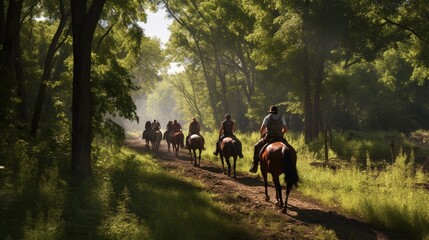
[70,0,106,177]
[30,0,70,137]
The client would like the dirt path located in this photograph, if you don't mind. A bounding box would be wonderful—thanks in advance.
[126,138,407,240]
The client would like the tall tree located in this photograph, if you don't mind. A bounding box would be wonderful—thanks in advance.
[30,0,70,137]
[0,0,24,122]
[70,0,106,177]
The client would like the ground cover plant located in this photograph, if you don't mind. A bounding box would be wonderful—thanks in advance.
[198,130,429,239]
[0,140,254,240]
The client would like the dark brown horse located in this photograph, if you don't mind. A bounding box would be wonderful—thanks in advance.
[219,137,239,178]
[171,131,184,156]
[259,141,299,213]
[164,129,172,151]
[142,121,152,149]
[150,130,162,151]
[188,134,204,167]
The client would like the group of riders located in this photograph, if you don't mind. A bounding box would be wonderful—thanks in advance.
[143,105,289,173]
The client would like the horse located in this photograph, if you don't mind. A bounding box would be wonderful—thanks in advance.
[150,130,163,151]
[188,134,204,167]
[219,137,239,178]
[259,141,299,214]
[170,131,184,156]
[164,129,172,151]
[142,121,152,149]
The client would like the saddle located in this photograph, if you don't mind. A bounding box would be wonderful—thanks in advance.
[258,137,288,159]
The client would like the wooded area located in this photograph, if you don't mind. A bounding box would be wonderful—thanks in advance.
[0,0,428,176]
[1,1,429,239]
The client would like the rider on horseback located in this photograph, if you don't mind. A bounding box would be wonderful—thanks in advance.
[213,114,244,158]
[249,105,288,173]
[169,119,182,137]
[142,120,152,140]
[185,117,206,150]
[163,121,173,140]
[151,120,160,131]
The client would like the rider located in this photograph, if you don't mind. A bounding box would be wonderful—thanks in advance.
[142,120,152,140]
[249,105,288,173]
[213,114,244,158]
[185,117,206,149]
[163,120,173,140]
[151,119,161,131]
[170,119,182,136]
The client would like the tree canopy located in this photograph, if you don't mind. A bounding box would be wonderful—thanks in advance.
[0,0,428,176]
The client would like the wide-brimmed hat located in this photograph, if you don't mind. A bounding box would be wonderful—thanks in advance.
[268,105,278,113]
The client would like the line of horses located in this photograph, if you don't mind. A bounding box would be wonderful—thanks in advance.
[142,124,299,214]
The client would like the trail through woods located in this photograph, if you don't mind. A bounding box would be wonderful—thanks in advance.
[126,137,407,240]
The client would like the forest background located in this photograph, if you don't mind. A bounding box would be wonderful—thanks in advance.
[1,0,429,239]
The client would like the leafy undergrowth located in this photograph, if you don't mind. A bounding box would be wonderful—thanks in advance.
[0,146,256,239]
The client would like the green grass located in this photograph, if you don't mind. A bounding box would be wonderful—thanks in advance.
[203,130,429,239]
[1,147,254,240]
[292,134,429,240]
[2,130,428,239]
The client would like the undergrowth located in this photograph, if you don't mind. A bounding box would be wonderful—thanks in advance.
[291,133,429,240]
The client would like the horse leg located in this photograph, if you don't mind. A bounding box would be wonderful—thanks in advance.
[273,176,283,208]
[226,157,231,177]
[189,149,193,164]
[198,149,201,167]
[220,156,226,175]
[233,156,237,179]
[193,150,197,167]
[283,184,292,214]
[262,170,270,201]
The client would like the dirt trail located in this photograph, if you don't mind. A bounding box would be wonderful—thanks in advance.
[126,138,407,240]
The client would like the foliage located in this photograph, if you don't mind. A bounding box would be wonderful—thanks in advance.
[1,142,257,239]
[287,133,429,239]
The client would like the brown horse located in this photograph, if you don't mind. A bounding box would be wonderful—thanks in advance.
[171,131,184,156]
[142,121,152,149]
[219,137,239,178]
[259,141,299,213]
[164,129,172,151]
[188,134,204,167]
[150,130,162,151]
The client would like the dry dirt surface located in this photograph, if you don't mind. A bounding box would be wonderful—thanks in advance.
[126,138,408,240]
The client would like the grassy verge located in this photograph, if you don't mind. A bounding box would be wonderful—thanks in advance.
[0,145,255,239]
[198,130,429,239]
[289,132,429,240]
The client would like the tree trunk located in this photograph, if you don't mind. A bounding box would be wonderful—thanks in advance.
[303,45,312,144]
[31,3,69,137]
[213,43,228,114]
[0,0,23,119]
[311,51,325,140]
[15,34,27,122]
[70,0,106,177]
[0,0,5,48]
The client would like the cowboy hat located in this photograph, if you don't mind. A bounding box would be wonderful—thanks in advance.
[268,105,278,113]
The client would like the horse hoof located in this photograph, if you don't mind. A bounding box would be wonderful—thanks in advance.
[281,208,287,214]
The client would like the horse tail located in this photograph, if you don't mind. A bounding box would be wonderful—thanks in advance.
[180,134,185,148]
[282,145,299,189]
[231,139,238,156]
[198,136,204,150]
